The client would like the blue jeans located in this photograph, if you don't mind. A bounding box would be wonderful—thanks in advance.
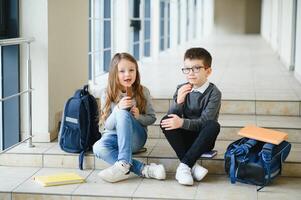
[93,109,147,176]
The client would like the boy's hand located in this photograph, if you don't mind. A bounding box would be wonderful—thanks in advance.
[160,114,184,130]
[130,106,140,119]
[177,84,192,104]
[118,96,133,109]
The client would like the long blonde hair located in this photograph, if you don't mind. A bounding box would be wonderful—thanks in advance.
[101,53,146,123]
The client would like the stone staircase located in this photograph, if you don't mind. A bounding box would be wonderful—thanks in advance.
[1,98,301,173]
[1,97,301,199]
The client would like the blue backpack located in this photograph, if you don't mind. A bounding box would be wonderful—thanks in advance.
[224,138,291,191]
[59,85,101,170]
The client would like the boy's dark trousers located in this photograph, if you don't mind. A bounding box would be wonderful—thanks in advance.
[160,115,220,168]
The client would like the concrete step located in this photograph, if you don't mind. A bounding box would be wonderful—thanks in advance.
[1,139,300,178]
[2,166,301,200]
[152,98,301,116]
[150,114,301,143]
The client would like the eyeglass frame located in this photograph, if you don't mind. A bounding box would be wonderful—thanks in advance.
[181,65,209,74]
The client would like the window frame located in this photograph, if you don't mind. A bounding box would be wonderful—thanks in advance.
[89,0,113,84]
[159,0,170,51]
[130,0,152,60]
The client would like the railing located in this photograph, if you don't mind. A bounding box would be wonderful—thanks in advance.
[0,37,35,151]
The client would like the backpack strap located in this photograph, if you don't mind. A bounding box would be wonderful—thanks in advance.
[59,98,73,147]
[230,139,257,184]
[79,151,86,170]
[78,95,93,170]
[74,85,89,99]
[257,143,275,191]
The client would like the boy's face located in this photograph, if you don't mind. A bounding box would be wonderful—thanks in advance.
[183,59,212,88]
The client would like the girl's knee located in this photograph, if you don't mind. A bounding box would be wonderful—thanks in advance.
[115,109,132,118]
[93,141,109,158]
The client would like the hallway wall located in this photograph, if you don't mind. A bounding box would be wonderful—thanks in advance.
[261,0,295,70]
[20,0,89,142]
[214,0,261,34]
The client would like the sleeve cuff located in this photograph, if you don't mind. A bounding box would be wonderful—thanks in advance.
[182,119,190,129]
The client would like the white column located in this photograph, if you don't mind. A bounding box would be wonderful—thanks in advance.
[295,0,301,82]
[113,0,130,53]
[170,0,178,48]
[20,0,49,142]
[151,0,160,59]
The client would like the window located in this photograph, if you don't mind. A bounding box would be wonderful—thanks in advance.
[144,0,151,57]
[131,0,140,59]
[177,0,181,45]
[0,0,8,37]
[130,0,151,60]
[159,0,170,51]
[186,0,189,41]
[193,0,197,38]
[0,0,20,150]
[89,0,112,81]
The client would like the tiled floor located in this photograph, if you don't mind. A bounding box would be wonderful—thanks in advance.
[139,35,301,101]
[1,166,301,200]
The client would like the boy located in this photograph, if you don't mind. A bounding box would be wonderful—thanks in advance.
[160,47,221,186]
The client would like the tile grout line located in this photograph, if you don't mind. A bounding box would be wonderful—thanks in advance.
[70,169,95,198]
[10,167,43,196]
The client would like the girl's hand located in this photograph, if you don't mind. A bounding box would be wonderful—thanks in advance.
[177,84,192,104]
[118,96,133,110]
[160,114,184,130]
[130,106,140,119]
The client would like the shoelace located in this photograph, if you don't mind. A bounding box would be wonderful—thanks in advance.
[116,161,130,174]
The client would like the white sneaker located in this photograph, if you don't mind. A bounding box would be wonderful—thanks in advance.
[98,160,130,183]
[142,163,166,180]
[175,163,193,186]
[192,163,208,181]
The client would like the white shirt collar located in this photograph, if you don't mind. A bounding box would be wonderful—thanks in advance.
[191,80,210,94]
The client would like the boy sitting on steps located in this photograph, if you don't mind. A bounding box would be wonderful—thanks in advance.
[160,47,221,186]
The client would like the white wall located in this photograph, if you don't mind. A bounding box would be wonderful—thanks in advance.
[20,0,49,141]
[48,0,89,139]
[214,0,261,35]
[279,0,294,69]
[20,0,89,142]
[261,0,295,70]
[203,0,214,37]
[214,0,245,34]
[295,0,301,82]
[113,0,130,53]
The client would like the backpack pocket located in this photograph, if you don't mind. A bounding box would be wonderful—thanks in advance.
[60,125,81,153]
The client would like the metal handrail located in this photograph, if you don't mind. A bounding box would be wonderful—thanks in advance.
[0,37,34,46]
[0,37,35,149]
[0,136,33,154]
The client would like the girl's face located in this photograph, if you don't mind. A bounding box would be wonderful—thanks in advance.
[117,59,137,89]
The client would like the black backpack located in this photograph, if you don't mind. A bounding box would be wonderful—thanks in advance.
[59,85,101,170]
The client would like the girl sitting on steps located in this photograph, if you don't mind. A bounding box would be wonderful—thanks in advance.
[93,52,166,182]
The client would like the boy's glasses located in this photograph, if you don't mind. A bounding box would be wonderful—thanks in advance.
[181,66,206,74]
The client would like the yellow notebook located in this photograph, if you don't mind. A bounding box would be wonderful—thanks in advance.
[34,173,85,187]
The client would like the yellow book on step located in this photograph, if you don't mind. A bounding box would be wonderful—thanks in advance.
[34,173,85,187]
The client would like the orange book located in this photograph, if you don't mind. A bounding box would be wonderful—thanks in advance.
[238,125,288,145]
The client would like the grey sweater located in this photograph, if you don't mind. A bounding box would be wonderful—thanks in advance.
[101,86,156,132]
[168,82,222,132]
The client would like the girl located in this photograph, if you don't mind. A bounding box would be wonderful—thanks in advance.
[93,53,166,182]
